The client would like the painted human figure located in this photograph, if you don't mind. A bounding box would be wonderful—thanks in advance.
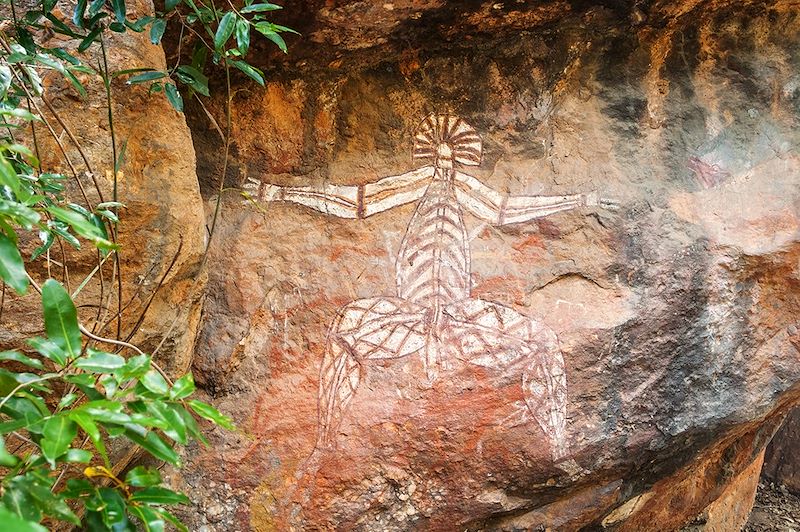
[244,114,616,459]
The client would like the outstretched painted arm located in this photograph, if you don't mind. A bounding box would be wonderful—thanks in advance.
[242,165,434,219]
[453,171,617,225]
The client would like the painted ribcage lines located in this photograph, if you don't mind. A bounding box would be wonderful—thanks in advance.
[396,180,471,308]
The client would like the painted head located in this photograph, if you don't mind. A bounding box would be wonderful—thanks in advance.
[412,114,483,171]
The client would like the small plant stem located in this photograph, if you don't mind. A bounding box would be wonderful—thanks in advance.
[71,250,115,299]
[203,62,232,260]
[3,63,91,206]
[98,34,124,341]
[79,324,174,385]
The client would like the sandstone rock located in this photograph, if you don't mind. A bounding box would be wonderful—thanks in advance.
[0,0,205,374]
[173,0,800,530]
[762,406,800,495]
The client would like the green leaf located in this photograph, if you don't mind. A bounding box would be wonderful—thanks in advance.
[81,402,132,425]
[48,206,115,248]
[169,373,195,400]
[129,505,165,532]
[175,65,209,96]
[191,45,207,70]
[25,480,80,524]
[97,487,129,528]
[176,404,207,445]
[155,508,188,532]
[100,374,118,398]
[129,486,189,505]
[0,350,43,369]
[125,465,162,487]
[97,209,120,223]
[0,232,28,295]
[111,0,127,22]
[0,418,28,435]
[69,411,108,465]
[214,12,237,50]
[96,201,127,209]
[26,337,66,366]
[0,199,40,229]
[63,69,88,98]
[41,415,78,466]
[87,0,106,17]
[0,65,11,99]
[0,108,41,121]
[49,223,80,249]
[57,392,78,409]
[41,279,81,361]
[44,12,86,39]
[146,402,186,444]
[62,478,94,498]
[262,30,287,53]
[73,0,88,26]
[78,26,103,52]
[126,15,154,32]
[265,23,299,35]
[75,350,126,373]
[126,71,166,84]
[115,353,151,381]
[0,502,47,531]
[150,18,166,44]
[141,369,168,396]
[64,448,93,462]
[235,18,250,56]
[230,60,264,86]
[3,480,40,522]
[165,0,180,10]
[16,27,36,53]
[239,3,282,13]
[124,427,180,465]
[187,399,235,430]
[0,154,21,196]
[164,83,183,112]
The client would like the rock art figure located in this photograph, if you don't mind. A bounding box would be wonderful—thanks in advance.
[245,114,616,459]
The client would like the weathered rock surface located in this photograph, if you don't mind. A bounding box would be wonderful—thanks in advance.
[762,406,800,495]
[173,0,800,530]
[0,0,205,374]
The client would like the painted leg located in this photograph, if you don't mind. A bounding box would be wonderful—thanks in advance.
[316,326,361,447]
[316,297,429,448]
[443,298,568,460]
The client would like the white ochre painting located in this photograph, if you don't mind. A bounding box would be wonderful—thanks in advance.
[245,114,616,460]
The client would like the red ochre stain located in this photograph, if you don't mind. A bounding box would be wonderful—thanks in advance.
[472,276,527,305]
[328,243,385,262]
[511,233,546,253]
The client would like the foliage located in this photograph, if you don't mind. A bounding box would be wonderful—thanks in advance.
[0,126,234,530]
[7,0,296,112]
[0,0,292,528]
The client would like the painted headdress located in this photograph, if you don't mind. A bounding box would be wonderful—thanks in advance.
[412,114,482,167]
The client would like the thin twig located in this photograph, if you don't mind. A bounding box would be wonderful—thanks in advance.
[79,324,174,386]
[123,239,183,344]
[40,95,105,202]
[4,64,91,206]
[71,250,115,299]
[202,61,232,262]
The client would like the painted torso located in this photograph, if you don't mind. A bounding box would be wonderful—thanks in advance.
[395,167,471,315]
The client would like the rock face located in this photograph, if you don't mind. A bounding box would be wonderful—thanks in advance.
[0,0,206,374]
[175,0,800,530]
[762,406,800,494]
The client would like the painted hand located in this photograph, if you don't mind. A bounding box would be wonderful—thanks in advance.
[241,177,281,205]
[582,191,619,211]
